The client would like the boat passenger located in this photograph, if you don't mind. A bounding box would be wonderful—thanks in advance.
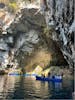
[52,75,55,79]
[61,72,64,77]
[41,73,45,78]
[48,72,51,77]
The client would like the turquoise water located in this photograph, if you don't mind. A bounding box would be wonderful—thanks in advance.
[0,75,74,99]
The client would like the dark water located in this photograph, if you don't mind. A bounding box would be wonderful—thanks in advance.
[0,75,74,99]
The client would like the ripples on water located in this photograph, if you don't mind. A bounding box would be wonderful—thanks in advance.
[0,75,74,99]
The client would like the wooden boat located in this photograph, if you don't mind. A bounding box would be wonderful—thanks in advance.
[36,75,62,82]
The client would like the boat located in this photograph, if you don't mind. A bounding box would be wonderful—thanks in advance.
[8,73,21,76]
[8,73,37,76]
[36,75,62,82]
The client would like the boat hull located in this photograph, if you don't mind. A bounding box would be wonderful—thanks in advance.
[36,76,62,82]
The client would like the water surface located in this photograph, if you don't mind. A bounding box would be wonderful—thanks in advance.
[0,75,73,99]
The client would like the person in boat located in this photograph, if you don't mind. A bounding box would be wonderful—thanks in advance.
[41,73,45,78]
[61,72,64,76]
[48,72,51,78]
[61,72,64,79]
[54,73,63,79]
[52,75,55,79]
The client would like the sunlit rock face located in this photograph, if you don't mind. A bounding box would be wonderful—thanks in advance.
[41,0,75,68]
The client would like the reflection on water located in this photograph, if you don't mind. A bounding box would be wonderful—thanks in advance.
[0,75,74,99]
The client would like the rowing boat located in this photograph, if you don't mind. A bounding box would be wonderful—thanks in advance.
[36,75,62,82]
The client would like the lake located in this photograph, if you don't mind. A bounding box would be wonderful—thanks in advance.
[0,75,74,99]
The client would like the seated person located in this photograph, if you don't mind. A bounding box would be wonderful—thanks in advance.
[52,75,55,79]
[48,72,51,77]
[41,73,45,78]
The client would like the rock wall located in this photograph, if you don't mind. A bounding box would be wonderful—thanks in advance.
[0,34,14,68]
[9,8,67,70]
[40,0,75,68]
[0,4,68,71]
